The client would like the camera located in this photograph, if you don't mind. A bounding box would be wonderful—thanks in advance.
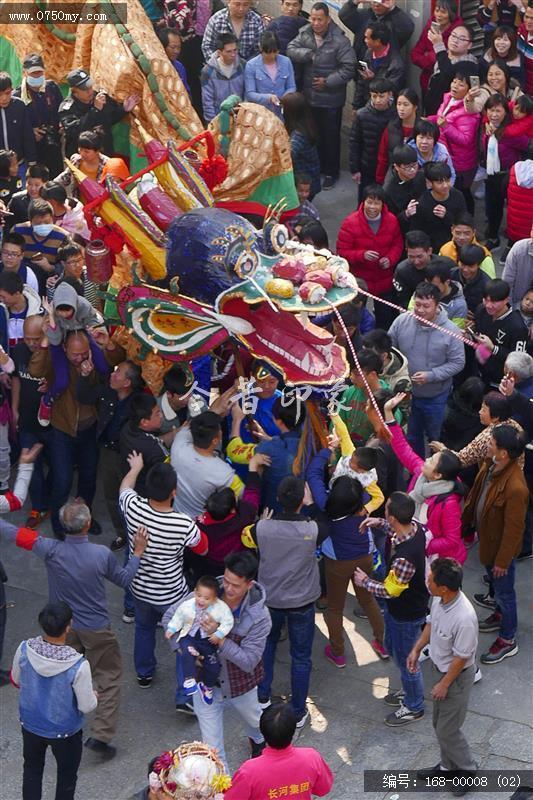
[40,124,60,148]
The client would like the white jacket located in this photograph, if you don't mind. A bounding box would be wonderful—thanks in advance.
[166,596,234,641]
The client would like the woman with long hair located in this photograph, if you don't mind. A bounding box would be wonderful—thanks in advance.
[376,87,420,184]
[281,91,321,199]
[384,393,467,564]
[307,448,387,667]
[464,58,523,114]
[481,94,531,248]
[410,0,463,103]
[480,25,525,87]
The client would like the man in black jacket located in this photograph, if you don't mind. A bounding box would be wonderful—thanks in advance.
[0,72,37,167]
[59,69,139,158]
[77,359,143,551]
[452,244,491,314]
[383,144,426,230]
[349,78,395,194]
[339,0,414,59]
[393,230,455,309]
[474,279,528,388]
[353,23,406,110]
[14,53,63,178]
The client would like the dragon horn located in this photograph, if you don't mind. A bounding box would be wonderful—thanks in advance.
[132,120,153,145]
[64,159,86,183]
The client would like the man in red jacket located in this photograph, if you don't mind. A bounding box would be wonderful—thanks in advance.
[225,703,334,799]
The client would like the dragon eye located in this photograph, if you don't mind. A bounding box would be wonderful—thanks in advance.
[267,222,288,254]
[234,249,258,279]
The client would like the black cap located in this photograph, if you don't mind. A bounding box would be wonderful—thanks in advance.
[66,68,93,89]
[23,53,44,72]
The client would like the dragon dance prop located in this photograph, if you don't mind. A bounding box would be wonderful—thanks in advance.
[0,0,298,212]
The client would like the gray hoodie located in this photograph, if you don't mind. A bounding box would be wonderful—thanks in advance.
[11,636,97,714]
[388,306,465,398]
[48,281,103,345]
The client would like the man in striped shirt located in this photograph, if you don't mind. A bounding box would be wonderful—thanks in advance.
[119,451,208,713]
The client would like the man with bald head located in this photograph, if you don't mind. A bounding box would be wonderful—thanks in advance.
[11,316,52,528]
[29,326,125,538]
[339,0,414,59]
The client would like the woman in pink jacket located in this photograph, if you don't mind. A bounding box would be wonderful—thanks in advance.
[336,184,403,330]
[384,393,467,564]
[427,72,481,215]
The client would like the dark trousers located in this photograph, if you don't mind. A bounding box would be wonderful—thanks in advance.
[49,424,99,535]
[373,289,398,330]
[258,602,316,719]
[178,630,221,687]
[19,429,52,513]
[454,167,477,216]
[485,172,507,240]
[311,105,343,179]
[180,35,204,120]
[133,597,189,706]
[22,726,82,800]
[99,446,124,537]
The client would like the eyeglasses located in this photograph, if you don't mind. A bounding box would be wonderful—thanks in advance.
[1,250,22,259]
[433,177,451,184]
[449,33,471,42]
[400,163,418,171]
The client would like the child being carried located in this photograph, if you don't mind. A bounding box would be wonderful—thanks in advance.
[165,575,234,705]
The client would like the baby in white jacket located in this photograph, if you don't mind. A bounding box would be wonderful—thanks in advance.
[165,575,234,705]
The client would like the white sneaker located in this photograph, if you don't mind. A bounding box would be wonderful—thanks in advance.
[474,666,482,684]
[296,708,309,728]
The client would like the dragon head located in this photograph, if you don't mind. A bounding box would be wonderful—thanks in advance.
[118,207,357,385]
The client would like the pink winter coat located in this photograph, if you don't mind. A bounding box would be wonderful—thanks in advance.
[388,422,467,564]
[427,94,480,173]
[336,203,403,295]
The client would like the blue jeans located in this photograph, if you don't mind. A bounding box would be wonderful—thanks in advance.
[192,686,263,774]
[49,424,99,535]
[485,561,517,641]
[132,597,188,705]
[384,608,425,713]
[258,603,315,719]
[19,430,52,513]
[407,391,449,457]
[179,631,221,687]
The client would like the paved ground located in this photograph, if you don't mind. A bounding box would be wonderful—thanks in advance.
[0,178,530,800]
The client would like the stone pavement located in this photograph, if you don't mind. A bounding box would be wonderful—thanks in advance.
[1,482,532,800]
[0,179,529,799]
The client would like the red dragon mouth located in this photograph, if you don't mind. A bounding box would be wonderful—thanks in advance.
[220,296,349,385]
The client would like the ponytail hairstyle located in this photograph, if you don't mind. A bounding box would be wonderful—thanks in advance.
[435,450,467,502]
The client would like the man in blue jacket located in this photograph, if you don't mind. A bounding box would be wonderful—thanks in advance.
[201,33,246,122]
[11,601,98,800]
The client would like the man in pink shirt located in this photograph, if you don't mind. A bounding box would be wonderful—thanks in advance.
[225,703,334,799]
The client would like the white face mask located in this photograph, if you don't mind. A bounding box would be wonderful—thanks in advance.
[27,75,45,89]
[32,223,53,237]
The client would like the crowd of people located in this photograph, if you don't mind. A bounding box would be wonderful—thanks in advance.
[0,0,532,798]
